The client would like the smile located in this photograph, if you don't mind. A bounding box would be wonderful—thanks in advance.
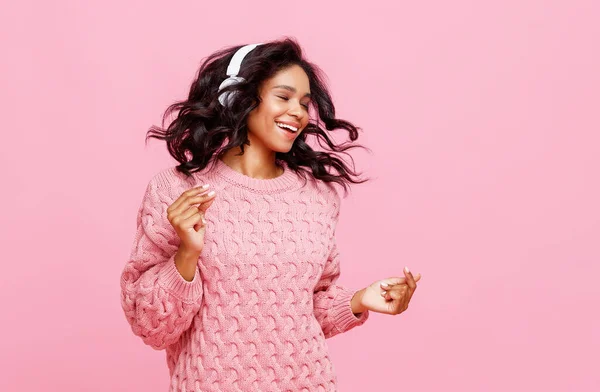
[275,122,299,132]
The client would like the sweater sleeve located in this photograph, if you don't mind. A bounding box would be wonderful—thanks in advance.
[120,177,203,350]
[312,192,369,339]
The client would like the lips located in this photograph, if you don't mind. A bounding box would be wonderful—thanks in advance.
[275,121,301,132]
[276,122,299,140]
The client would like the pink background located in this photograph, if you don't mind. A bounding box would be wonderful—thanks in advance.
[1,0,598,390]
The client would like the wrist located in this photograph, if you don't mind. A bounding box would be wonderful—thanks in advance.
[176,245,201,261]
[351,288,367,315]
[174,246,201,282]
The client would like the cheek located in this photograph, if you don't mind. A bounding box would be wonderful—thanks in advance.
[302,116,310,130]
[266,97,287,114]
[248,103,267,123]
[256,102,277,123]
[246,112,256,130]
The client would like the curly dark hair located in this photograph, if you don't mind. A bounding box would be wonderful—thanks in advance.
[146,36,371,193]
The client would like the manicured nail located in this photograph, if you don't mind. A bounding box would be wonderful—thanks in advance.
[381,282,389,288]
[381,291,387,296]
[404,266,410,273]
[202,217,206,224]
[201,183,210,189]
[207,191,215,197]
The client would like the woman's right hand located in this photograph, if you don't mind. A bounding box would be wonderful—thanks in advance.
[167,184,217,255]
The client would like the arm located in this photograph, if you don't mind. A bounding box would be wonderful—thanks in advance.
[313,238,369,338]
[120,179,203,350]
[312,191,369,339]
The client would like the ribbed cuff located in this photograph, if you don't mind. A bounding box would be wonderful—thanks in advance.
[156,255,203,303]
[330,286,370,333]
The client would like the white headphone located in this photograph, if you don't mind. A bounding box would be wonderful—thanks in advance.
[217,43,262,107]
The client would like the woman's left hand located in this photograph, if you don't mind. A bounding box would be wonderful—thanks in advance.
[351,267,421,316]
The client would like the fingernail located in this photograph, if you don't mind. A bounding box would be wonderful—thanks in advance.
[404,266,410,273]
[208,191,215,196]
[381,291,387,296]
[381,282,389,287]
[201,183,210,189]
[202,217,206,224]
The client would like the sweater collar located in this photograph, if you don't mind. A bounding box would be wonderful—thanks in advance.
[210,158,302,193]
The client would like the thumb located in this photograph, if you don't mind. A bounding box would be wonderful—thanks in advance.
[380,273,422,287]
[198,198,215,213]
[380,277,407,286]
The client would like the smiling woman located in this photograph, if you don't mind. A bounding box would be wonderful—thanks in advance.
[144,37,369,191]
[247,65,311,146]
[120,37,422,392]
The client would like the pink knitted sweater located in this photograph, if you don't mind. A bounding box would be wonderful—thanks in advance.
[120,158,369,391]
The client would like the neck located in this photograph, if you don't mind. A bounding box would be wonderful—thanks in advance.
[220,145,283,180]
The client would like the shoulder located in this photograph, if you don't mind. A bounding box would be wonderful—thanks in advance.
[143,165,210,204]
[301,176,342,221]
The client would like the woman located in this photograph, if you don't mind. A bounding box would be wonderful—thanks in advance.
[120,37,421,391]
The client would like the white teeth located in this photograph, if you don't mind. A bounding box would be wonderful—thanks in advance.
[276,122,298,132]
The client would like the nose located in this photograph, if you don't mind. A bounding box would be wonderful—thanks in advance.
[287,100,304,119]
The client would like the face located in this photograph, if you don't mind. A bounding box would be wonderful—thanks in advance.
[246,64,311,153]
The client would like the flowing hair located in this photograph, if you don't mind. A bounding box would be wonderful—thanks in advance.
[146,37,371,194]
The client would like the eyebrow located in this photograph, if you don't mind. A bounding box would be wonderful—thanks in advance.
[272,85,311,98]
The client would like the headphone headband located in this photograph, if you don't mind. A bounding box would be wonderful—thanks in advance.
[218,43,262,107]
[226,43,262,77]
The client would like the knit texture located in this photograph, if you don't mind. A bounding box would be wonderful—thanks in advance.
[120,158,369,391]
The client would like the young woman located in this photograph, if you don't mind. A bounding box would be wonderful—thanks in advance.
[120,37,421,391]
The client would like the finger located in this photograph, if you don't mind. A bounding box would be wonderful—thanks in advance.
[391,297,408,315]
[188,212,206,232]
[388,286,408,300]
[191,190,217,214]
[379,287,392,300]
[198,193,216,213]
[179,210,204,231]
[403,267,417,290]
[380,278,409,302]
[180,206,203,221]
[379,277,407,290]
[168,184,210,213]
[170,190,216,217]
[395,289,411,314]
[170,207,203,229]
[404,275,421,304]
[389,291,402,301]
[380,289,389,299]
[381,282,407,291]
[406,273,421,297]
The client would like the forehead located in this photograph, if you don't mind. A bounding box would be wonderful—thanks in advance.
[263,65,310,93]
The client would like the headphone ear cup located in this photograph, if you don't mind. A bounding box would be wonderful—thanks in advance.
[218,76,245,107]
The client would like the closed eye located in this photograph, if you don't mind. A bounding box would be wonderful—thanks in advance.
[277,96,310,110]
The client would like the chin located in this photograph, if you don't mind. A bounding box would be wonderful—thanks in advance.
[271,144,294,154]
